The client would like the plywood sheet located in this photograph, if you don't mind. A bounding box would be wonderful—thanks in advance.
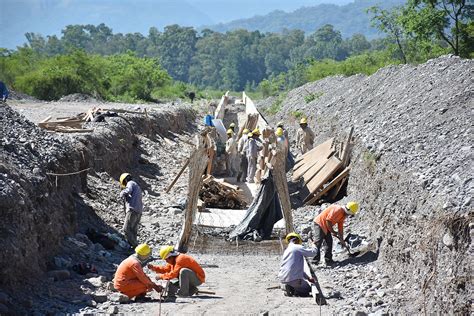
[304,156,342,201]
[292,138,334,181]
[305,166,350,205]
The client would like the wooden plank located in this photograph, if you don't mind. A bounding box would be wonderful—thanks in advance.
[329,175,347,200]
[303,156,342,203]
[292,138,334,181]
[40,116,52,123]
[38,120,84,128]
[305,167,350,205]
[341,127,354,167]
[272,149,294,234]
[301,157,331,183]
[165,158,190,193]
[293,138,334,171]
[53,128,93,133]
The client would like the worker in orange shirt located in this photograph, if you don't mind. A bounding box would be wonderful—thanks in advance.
[312,201,359,265]
[113,244,162,300]
[148,246,206,298]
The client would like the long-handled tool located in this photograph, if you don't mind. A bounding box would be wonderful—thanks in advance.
[304,257,327,305]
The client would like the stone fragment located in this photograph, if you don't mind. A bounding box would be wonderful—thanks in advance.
[87,276,107,287]
[442,232,454,248]
[107,305,119,314]
[109,293,129,303]
[92,292,108,303]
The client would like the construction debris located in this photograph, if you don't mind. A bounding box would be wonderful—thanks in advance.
[293,127,354,205]
[199,175,247,209]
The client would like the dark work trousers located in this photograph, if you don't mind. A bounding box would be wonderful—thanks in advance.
[313,223,333,262]
[237,155,248,182]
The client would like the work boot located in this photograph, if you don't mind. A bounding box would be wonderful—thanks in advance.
[283,284,295,297]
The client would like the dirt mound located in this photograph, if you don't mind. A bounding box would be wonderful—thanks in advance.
[261,54,473,314]
[7,89,38,101]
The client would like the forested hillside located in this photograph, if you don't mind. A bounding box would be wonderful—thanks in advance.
[204,0,405,38]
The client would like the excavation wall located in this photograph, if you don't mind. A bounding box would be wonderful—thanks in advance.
[262,55,473,313]
[0,104,195,289]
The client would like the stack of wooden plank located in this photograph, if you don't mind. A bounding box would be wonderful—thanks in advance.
[38,115,92,133]
[293,127,354,205]
[199,175,247,209]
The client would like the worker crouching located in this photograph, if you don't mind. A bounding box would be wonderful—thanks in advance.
[149,246,206,298]
[278,233,318,297]
[113,244,162,300]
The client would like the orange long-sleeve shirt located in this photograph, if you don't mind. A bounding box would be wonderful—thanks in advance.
[314,204,346,235]
[114,256,154,290]
[150,254,205,283]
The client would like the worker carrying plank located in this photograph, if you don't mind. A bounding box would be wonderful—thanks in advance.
[119,173,143,248]
[149,246,206,298]
[278,233,318,297]
[225,129,239,177]
[246,128,263,183]
[296,117,315,155]
[114,244,163,301]
[236,128,250,182]
[312,201,359,265]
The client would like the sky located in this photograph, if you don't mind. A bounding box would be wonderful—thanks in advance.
[0,0,353,49]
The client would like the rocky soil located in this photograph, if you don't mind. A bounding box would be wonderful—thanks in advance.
[259,54,473,314]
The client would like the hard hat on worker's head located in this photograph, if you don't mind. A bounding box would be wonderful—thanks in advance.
[300,117,308,124]
[277,121,284,128]
[252,128,260,136]
[159,245,179,260]
[119,173,131,188]
[135,243,151,258]
[345,201,359,215]
[229,123,236,128]
[226,129,233,136]
[247,132,253,137]
[243,128,250,135]
[275,127,284,137]
[285,232,302,244]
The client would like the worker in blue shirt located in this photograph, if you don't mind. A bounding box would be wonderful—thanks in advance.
[0,81,9,103]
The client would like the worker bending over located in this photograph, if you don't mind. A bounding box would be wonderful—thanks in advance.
[114,244,162,300]
[119,173,143,248]
[296,117,315,155]
[313,201,359,265]
[278,233,318,297]
[149,246,206,298]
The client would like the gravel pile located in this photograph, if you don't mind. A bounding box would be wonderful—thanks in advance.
[259,54,473,314]
[59,93,102,103]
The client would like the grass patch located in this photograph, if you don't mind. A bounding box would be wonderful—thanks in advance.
[304,91,324,103]
[291,110,304,119]
[362,150,379,174]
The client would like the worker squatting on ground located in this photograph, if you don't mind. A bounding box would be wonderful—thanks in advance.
[278,233,318,297]
[246,129,263,183]
[149,246,206,298]
[0,81,9,103]
[312,201,360,265]
[114,244,163,300]
[225,129,239,177]
[119,173,143,248]
[236,128,250,182]
[296,117,315,155]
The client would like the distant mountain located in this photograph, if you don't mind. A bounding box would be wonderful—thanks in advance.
[203,0,406,39]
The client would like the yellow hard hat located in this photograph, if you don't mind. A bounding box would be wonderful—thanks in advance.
[229,123,236,128]
[159,245,177,260]
[285,232,302,244]
[277,121,284,128]
[276,127,284,137]
[300,117,308,124]
[346,201,359,215]
[226,129,233,135]
[252,128,260,135]
[247,132,253,137]
[119,173,131,188]
[243,128,250,134]
[135,244,151,257]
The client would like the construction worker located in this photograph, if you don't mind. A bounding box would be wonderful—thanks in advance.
[275,127,288,154]
[312,201,359,265]
[277,121,289,148]
[225,129,238,177]
[149,246,205,298]
[0,81,9,103]
[114,244,163,300]
[246,129,263,183]
[296,117,315,155]
[119,173,143,248]
[278,233,318,297]
[236,128,250,182]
